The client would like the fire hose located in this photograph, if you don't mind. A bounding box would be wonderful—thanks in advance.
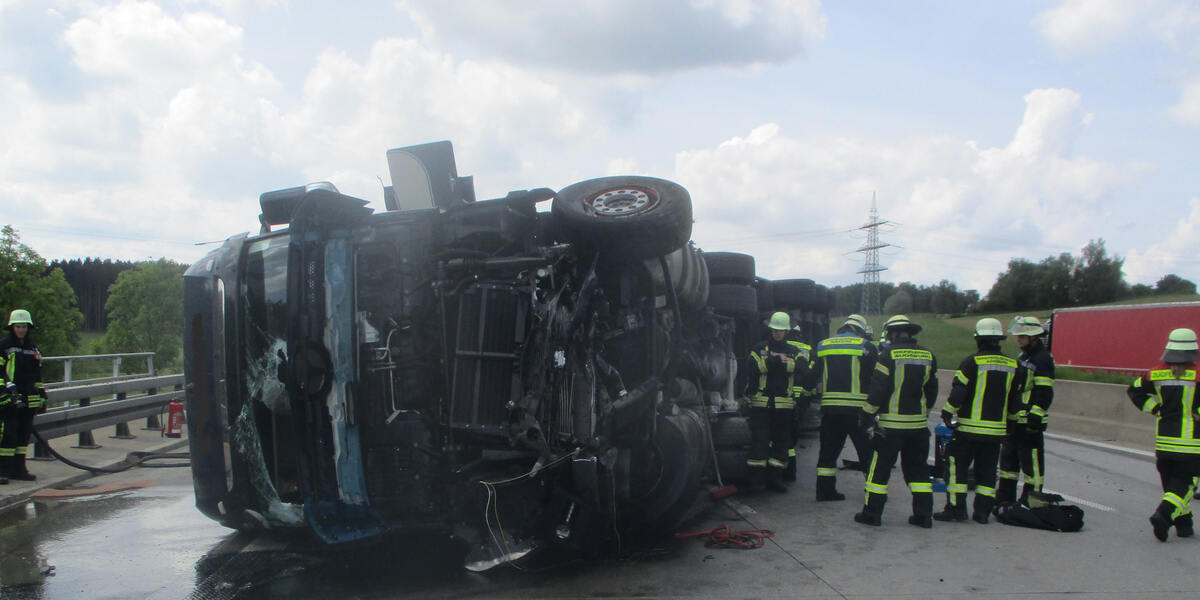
[674,524,775,549]
[31,428,191,474]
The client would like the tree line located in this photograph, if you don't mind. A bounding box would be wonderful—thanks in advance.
[48,257,137,330]
[0,225,185,372]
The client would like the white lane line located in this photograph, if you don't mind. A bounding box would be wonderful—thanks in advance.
[1043,488,1116,513]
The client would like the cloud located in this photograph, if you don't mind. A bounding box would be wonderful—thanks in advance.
[674,89,1146,290]
[1034,0,1143,54]
[1124,197,1200,284]
[397,0,827,75]
[1169,80,1200,124]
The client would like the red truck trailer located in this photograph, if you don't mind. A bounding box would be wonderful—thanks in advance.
[1050,301,1200,373]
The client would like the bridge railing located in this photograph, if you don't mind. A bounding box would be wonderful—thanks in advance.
[27,353,182,453]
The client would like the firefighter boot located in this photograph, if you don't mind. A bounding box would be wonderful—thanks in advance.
[909,492,933,528]
[854,495,884,526]
[766,468,788,493]
[815,476,845,501]
[1149,502,1174,542]
[996,476,1017,504]
[746,466,767,494]
[933,500,968,523]
[1175,514,1194,538]
[12,453,35,481]
[972,496,994,524]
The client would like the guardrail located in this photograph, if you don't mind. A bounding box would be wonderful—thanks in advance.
[31,373,183,455]
[42,352,156,389]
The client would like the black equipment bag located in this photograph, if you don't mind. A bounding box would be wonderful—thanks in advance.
[995,502,1085,532]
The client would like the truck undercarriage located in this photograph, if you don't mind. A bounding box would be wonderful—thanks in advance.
[183,141,753,566]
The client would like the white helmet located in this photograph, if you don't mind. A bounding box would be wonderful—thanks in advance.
[1008,316,1043,337]
[974,318,1005,339]
[1162,328,1199,364]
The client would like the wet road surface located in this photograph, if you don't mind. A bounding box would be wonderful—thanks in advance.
[2,432,1199,599]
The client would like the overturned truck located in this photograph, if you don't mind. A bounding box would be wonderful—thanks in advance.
[182,141,752,564]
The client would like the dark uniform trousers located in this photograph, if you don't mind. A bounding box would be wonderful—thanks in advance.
[816,410,870,484]
[998,427,1045,503]
[1156,457,1200,523]
[749,399,794,472]
[862,428,933,518]
[946,434,1001,516]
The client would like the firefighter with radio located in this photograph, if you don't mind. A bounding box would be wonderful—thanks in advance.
[0,309,46,482]
[805,314,877,501]
[935,318,1020,524]
[854,315,938,528]
[1128,328,1200,541]
[744,312,801,493]
[998,316,1055,506]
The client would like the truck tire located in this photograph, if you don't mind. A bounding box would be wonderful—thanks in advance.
[711,415,751,449]
[707,284,757,318]
[552,176,693,260]
[702,252,755,285]
[754,278,774,313]
[772,278,815,309]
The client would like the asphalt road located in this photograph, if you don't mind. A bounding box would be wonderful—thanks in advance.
[1,432,1197,599]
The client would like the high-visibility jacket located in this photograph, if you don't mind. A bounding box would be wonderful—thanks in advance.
[785,339,813,400]
[805,331,877,412]
[1128,364,1199,458]
[746,339,799,409]
[1012,340,1055,425]
[0,334,45,410]
[943,348,1018,440]
[863,339,938,430]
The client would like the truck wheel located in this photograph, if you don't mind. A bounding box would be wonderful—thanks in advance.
[702,252,755,285]
[754,278,774,313]
[707,284,757,318]
[772,278,815,309]
[552,176,693,260]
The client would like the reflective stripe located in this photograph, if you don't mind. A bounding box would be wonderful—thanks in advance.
[1164,492,1186,509]
[1030,448,1043,488]
[948,484,968,493]
[768,458,787,468]
[0,448,13,457]
[818,348,865,357]
[817,467,838,477]
[1141,397,1161,414]
[747,459,767,467]
[1028,405,1048,418]
[954,370,968,385]
[752,395,795,409]
[878,414,929,429]
[875,362,891,376]
[956,419,1007,437]
[1034,376,1054,387]
[865,482,889,495]
[788,448,796,457]
[976,485,996,498]
[1151,369,1197,381]
[909,482,933,493]
[998,470,1019,481]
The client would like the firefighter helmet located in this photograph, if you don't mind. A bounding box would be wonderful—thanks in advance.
[1161,328,1199,364]
[6,309,32,328]
[767,311,791,331]
[974,317,1005,339]
[1008,316,1043,337]
[883,314,922,335]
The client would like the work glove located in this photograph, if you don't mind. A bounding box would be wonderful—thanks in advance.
[864,414,885,440]
[941,409,958,429]
[1026,414,1046,432]
[12,394,26,410]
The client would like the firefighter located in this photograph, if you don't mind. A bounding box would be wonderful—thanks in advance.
[806,314,877,501]
[854,315,938,527]
[783,325,814,482]
[998,316,1055,506]
[744,312,800,493]
[0,309,46,482]
[1128,328,1200,541]
[935,318,1019,524]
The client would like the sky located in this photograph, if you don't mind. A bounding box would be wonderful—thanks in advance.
[1,0,1197,296]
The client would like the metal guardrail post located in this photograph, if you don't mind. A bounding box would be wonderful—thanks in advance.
[110,392,136,439]
[143,386,162,430]
[73,396,102,449]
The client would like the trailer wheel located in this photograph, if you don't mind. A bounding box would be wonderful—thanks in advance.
[552,176,692,260]
[772,278,815,309]
[702,252,756,285]
[707,284,758,318]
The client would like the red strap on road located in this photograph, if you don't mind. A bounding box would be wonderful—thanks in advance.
[674,524,775,549]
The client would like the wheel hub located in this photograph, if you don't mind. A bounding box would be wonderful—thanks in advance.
[587,187,659,217]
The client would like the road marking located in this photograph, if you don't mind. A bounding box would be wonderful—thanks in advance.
[1043,488,1115,513]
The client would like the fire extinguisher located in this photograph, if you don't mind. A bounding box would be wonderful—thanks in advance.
[164,401,184,438]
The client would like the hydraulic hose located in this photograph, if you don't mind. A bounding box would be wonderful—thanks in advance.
[31,428,191,474]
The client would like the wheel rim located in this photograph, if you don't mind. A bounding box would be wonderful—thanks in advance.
[587,186,659,217]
